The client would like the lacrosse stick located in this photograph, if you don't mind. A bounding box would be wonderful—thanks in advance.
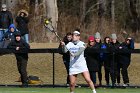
[44,18,62,41]
[44,18,75,55]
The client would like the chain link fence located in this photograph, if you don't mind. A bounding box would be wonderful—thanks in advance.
[0,49,140,87]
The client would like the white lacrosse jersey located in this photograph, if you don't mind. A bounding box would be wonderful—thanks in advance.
[66,41,88,75]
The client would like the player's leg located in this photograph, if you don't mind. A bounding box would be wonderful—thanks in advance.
[82,71,96,93]
[69,74,77,93]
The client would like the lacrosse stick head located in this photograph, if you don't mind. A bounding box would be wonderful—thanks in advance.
[44,18,54,32]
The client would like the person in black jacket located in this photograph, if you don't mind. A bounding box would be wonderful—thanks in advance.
[103,37,112,86]
[7,33,30,87]
[110,34,120,86]
[59,32,72,86]
[16,10,29,43]
[85,36,99,86]
[0,4,13,42]
[94,32,103,86]
[117,37,134,86]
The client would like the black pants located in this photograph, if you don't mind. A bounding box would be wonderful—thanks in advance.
[64,60,70,84]
[110,61,118,86]
[98,62,103,85]
[89,71,96,84]
[16,58,28,85]
[104,60,110,84]
[117,62,130,84]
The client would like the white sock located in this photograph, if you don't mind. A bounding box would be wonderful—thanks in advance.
[70,92,74,93]
[92,89,96,93]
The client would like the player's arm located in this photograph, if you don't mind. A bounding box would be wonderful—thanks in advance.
[73,47,85,57]
[60,41,68,53]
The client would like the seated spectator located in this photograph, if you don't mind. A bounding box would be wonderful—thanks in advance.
[2,24,20,48]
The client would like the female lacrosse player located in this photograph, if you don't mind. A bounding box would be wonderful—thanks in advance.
[61,30,96,93]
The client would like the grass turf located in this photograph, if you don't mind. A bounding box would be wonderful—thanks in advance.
[0,88,139,93]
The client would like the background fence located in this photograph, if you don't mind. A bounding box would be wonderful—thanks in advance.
[0,49,140,87]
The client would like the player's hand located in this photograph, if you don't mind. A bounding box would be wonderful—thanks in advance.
[60,41,65,46]
[70,53,75,57]
[119,46,122,49]
[16,47,20,50]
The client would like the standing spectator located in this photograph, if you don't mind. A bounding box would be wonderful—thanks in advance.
[95,32,103,86]
[7,33,30,87]
[85,36,99,86]
[110,34,120,86]
[103,37,112,86]
[16,10,29,43]
[2,24,20,48]
[117,37,134,86]
[59,32,72,86]
[0,4,13,42]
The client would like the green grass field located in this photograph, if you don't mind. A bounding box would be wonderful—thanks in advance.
[0,88,139,93]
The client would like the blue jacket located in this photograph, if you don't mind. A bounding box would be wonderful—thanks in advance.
[3,24,20,41]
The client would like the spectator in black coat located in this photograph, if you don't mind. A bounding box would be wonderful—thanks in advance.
[0,4,13,41]
[7,33,30,87]
[103,37,112,86]
[117,37,134,86]
[16,10,29,43]
[94,32,103,86]
[59,32,72,86]
[85,36,100,86]
[110,34,120,86]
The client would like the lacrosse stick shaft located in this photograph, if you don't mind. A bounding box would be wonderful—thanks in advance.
[53,31,62,41]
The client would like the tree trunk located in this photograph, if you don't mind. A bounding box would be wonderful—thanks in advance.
[46,0,58,29]
[79,0,87,28]
[97,0,105,35]
[6,0,18,16]
[111,0,115,32]
[125,0,140,33]
[45,0,58,42]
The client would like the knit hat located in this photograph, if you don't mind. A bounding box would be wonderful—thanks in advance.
[15,32,21,37]
[95,32,101,39]
[88,36,95,41]
[111,34,117,39]
[2,4,6,9]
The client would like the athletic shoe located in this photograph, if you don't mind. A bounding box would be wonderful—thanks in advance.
[116,83,120,86]
[123,83,129,87]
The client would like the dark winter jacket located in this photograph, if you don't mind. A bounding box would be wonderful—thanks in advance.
[7,39,30,60]
[0,11,13,29]
[16,16,29,36]
[3,24,20,41]
[85,43,100,72]
[117,39,134,64]
[110,41,120,64]
[95,42,104,65]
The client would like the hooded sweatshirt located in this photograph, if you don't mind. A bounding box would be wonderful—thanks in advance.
[3,24,20,41]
